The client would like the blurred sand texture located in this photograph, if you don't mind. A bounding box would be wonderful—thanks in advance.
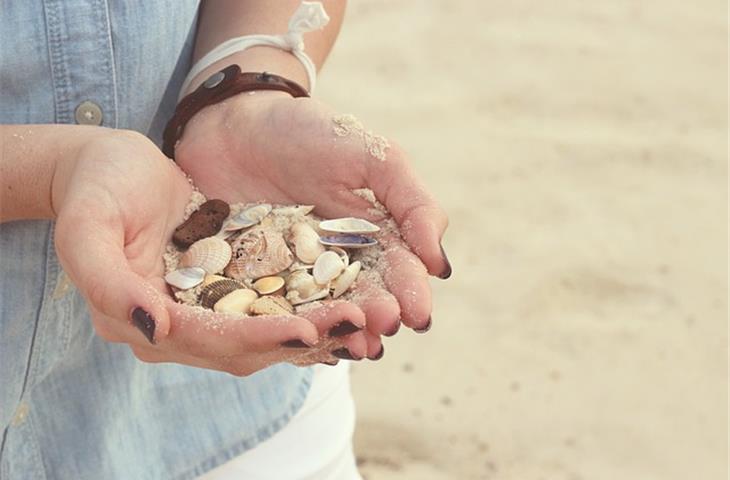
[317,1,728,479]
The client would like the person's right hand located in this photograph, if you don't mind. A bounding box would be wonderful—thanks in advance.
[52,129,358,376]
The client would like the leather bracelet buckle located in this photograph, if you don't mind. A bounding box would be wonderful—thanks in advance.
[162,65,309,159]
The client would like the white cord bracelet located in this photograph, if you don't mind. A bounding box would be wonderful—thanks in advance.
[179,1,329,99]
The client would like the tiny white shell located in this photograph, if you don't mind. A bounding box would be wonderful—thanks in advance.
[287,287,330,306]
[319,217,380,234]
[213,288,258,314]
[222,204,272,232]
[332,261,361,298]
[164,267,206,290]
[312,251,346,285]
[290,222,325,264]
[286,270,325,300]
[180,237,232,274]
[272,205,315,216]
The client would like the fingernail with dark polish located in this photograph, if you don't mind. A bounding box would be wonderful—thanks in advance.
[132,307,156,344]
[328,321,362,337]
[413,316,432,334]
[369,345,385,361]
[384,321,401,337]
[439,244,452,279]
[281,339,312,349]
[321,360,340,366]
[331,347,359,360]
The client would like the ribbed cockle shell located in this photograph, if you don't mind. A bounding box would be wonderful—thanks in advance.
[180,236,232,274]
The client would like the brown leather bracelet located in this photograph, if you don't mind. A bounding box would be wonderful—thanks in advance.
[162,65,309,159]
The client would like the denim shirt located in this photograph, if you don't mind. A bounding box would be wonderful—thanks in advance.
[0,2,312,479]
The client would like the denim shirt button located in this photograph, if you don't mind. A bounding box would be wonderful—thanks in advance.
[11,402,30,426]
[74,100,103,125]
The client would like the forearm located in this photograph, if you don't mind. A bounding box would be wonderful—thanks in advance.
[0,125,98,222]
[186,0,346,94]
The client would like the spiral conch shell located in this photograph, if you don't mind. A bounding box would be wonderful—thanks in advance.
[290,222,325,264]
[180,237,232,274]
[225,227,294,280]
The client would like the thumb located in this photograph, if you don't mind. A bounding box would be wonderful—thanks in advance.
[54,212,170,344]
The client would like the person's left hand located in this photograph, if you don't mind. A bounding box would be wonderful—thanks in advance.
[174,91,451,361]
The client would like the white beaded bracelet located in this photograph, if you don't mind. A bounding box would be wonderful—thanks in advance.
[179,1,330,100]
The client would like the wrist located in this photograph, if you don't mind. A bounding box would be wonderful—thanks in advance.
[182,46,311,97]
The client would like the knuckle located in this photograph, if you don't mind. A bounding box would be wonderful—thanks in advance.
[90,315,124,343]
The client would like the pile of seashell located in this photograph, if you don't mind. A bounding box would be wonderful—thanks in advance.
[163,199,381,316]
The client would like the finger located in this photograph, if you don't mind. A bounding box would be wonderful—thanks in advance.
[380,237,432,331]
[55,212,170,344]
[363,330,385,360]
[164,299,319,356]
[295,300,366,339]
[365,143,450,278]
[351,274,401,337]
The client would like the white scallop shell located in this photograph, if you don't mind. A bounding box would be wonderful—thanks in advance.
[319,217,380,234]
[164,267,206,290]
[332,261,361,299]
[213,288,258,314]
[312,251,346,285]
[180,237,232,274]
[290,222,325,264]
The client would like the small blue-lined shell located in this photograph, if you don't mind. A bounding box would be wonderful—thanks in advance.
[319,235,378,249]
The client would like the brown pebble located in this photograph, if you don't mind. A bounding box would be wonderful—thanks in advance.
[173,199,230,249]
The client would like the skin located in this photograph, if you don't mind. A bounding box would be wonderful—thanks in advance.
[0,1,450,375]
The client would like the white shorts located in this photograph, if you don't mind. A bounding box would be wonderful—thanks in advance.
[199,363,362,480]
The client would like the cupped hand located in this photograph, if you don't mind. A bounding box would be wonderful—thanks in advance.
[52,129,342,375]
[175,91,451,351]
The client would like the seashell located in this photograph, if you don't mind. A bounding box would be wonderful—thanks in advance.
[288,261,314,272]
[319,217,380,234]
[164,267,206,290]
[290,222,325,264]
[199,279,244,309]
[286,286,330,306]
[225,227,294,280]
[173,199,230,249]
[332,261,361,299]
[285,270,323,299]
[312,251,346,285]
[319,235,378,249]
[202,274,228,286]
[222,204,272,232]
[252,276,285,295]
[213,288,258,314]
[272,205,315,216]
[180,237,232,274]
[250,295,294,316]
[328,246,349,266]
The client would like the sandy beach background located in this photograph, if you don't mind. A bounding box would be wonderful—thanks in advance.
[317,1,728,479]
